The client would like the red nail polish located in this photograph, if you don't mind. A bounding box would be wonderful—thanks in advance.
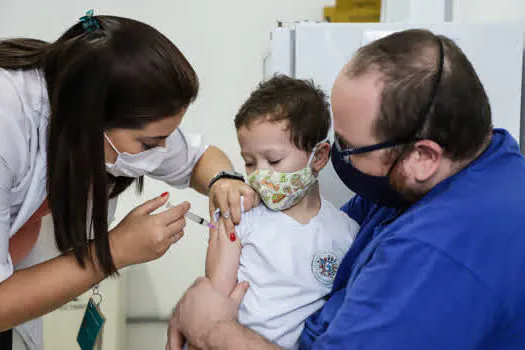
[229,233,237,242]
[161,192,169,197]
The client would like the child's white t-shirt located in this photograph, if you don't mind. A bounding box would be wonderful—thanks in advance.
[234,198,359,349]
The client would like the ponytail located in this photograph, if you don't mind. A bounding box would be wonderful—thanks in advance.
[0,38,49,70]
[47,42,115,274]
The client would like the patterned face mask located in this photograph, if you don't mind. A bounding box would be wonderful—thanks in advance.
[248,140,328,211]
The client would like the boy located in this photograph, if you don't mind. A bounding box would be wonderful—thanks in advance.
[207,75,359,349]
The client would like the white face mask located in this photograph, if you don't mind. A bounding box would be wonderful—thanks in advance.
[104,133,168,178]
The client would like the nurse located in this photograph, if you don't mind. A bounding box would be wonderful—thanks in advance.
[169,29,525,349]
[0,11,256,349]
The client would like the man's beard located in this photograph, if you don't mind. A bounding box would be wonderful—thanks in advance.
[389,163,426,204]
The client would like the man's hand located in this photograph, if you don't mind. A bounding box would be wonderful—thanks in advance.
[167,277,249,350]
[166,316,184,350]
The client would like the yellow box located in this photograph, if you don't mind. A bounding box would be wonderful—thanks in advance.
[334,0,382,18]
[324,6,381,23]
[335,0,381,9]
[324,6,337,20]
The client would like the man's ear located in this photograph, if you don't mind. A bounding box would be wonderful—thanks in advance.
[406,139,443,183]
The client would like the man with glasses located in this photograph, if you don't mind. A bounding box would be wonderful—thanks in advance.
[167,29,525,350]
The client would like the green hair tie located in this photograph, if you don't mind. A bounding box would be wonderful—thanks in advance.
[79,9,100,33]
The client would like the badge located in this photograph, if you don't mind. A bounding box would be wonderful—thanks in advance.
[311,251,339,285]
[77,288,105,350]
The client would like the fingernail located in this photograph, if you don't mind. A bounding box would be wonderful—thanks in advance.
[161,192,169,197]
[229,233,237,242]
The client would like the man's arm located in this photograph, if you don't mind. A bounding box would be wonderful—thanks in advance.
[169,278,280,350]
[340,195,374,225]
[308,236,498,349]
[203,321,280,350]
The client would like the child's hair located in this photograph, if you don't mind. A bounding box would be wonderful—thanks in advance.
[235,75,330,152]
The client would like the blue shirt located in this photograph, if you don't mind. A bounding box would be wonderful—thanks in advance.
[300,129,525,350]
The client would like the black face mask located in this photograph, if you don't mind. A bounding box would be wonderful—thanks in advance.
[331,144,410,208]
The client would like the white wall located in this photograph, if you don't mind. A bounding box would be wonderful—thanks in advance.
[453,0,525,22]
[383,0,525,23]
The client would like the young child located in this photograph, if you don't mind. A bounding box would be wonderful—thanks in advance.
[207,75,360,349]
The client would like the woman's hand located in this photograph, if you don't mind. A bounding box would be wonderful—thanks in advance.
[206,219,242,296]
[109,193,190,269]
[208,179,259,233]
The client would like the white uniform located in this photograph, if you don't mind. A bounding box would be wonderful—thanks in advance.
[0,68,207,349]
[236,199,359,349]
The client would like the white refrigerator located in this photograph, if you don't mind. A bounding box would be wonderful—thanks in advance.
[264,22,525,208]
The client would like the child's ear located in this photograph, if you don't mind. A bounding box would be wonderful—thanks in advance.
[311,142,331,174]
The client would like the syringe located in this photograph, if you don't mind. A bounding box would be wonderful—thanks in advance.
[166,201,216,229]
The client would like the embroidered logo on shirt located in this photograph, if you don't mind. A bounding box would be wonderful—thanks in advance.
[312,251,339,285]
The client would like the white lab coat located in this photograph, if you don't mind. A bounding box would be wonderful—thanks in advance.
[0,68,207,349]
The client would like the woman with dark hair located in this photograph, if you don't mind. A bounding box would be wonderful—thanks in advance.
[0,11,256,349]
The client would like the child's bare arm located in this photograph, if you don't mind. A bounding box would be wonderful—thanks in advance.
[205,219,242,296]
[185,220,241,349]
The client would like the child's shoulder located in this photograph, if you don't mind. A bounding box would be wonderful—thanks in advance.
[238,202,274,225]
[235,203,275,239]
[319,198,360,233]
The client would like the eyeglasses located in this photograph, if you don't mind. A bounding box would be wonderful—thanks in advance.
[334,134,415,161]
